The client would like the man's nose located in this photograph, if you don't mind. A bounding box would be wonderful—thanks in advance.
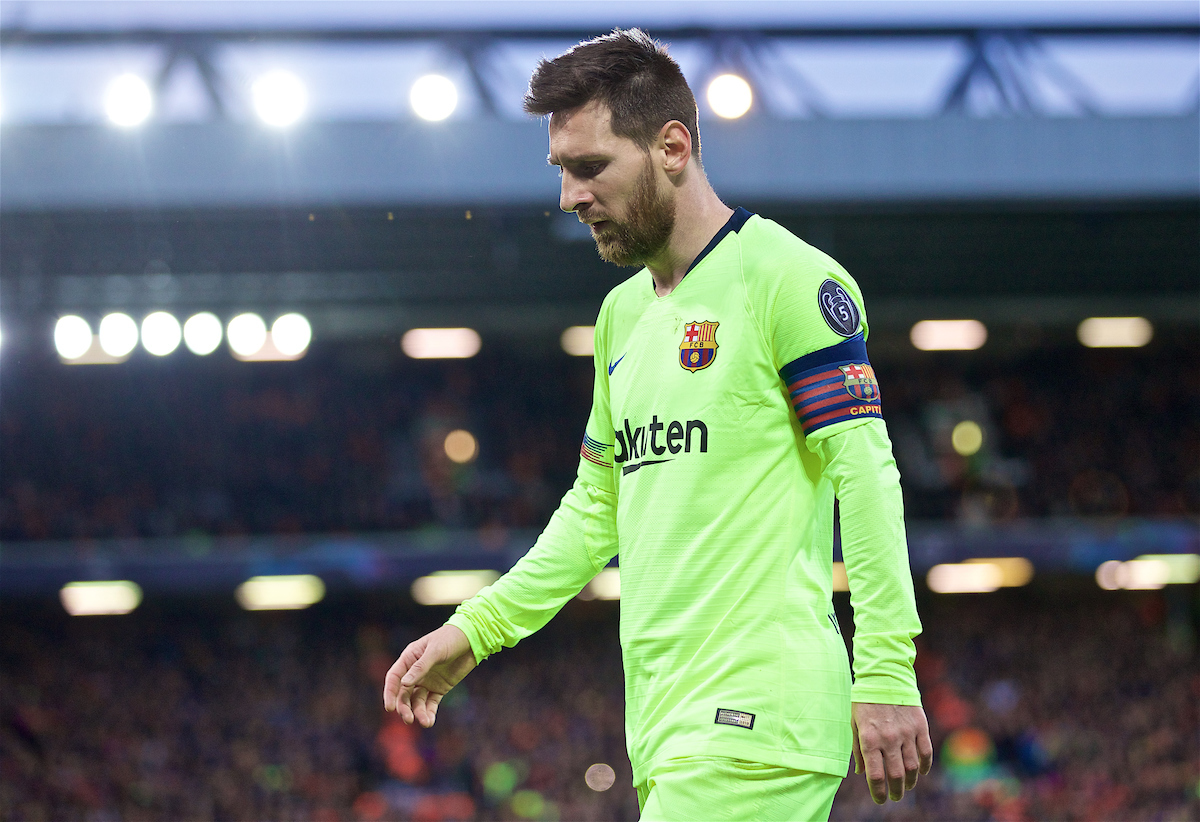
[560,176,594,214]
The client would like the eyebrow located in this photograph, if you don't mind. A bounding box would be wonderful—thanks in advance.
[547,154,607,167]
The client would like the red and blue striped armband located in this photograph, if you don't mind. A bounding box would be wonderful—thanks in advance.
[779,334,883,436]
[580,432,613,469]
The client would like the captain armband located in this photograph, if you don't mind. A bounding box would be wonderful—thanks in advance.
[779,334,883,436]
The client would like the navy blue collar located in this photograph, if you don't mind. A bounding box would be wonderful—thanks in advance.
[685,206,754,277]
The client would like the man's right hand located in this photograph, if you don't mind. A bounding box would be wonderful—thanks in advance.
[383,624,477,727]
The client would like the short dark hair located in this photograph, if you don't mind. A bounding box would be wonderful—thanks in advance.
[524,28,700,158]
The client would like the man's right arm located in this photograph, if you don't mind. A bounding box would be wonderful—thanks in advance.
[448,476,618,661]
[384,312,620,724]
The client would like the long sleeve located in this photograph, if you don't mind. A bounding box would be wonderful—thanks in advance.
[811,418,922,705]
[447,477,619,663]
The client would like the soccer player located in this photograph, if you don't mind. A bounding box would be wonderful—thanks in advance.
[385,29,933,820]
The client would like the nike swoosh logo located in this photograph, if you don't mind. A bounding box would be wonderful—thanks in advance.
[608,354,626,376]
[621,459,672,476]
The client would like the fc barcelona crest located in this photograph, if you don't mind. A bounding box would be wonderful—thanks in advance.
[839,363,880,400]
[680,321,719,372]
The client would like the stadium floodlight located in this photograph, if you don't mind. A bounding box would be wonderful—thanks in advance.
[411,570,500,605]
[707,74,753,119]
[141,311,181,356]
[926,562,1003,593]
[951,420,984,456]
[560,326,595,357]
[401,328,481,359]
[910,319,987,351]
[60,580,143,616]
[1135,553,1200,584]
[104,74,153,127]
[444,429,478,464]
[227,313,267,356]
[236,575,326,610]
[183,312,223,355]
[55,316,93,360]
[270,313,312,356]
[410,74,458,122]
[252,70,307,127]
[1096,555,1199,590]
[585,764,617,792]
[98,312,139,357]
[1077,317,1153,348]
[578,567,621,601]
[963,557,1034,587]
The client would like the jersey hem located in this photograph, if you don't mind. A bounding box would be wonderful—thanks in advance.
[633,742,849,786]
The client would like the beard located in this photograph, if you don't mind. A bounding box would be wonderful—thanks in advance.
[591,157,676,268]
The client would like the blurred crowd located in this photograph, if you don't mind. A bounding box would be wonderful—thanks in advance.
[1,340,1197,542]
[2,587,1196,822]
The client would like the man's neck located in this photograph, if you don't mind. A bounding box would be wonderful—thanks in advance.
[646,190,734,298]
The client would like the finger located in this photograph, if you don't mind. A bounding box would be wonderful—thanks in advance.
[884,745,906,801]
[864,748,887,805]
[903,739,921,791]
[851,718,863,776]
[383,656,410,713]
[918,723,935,775]
[398,683,415,725]
[425,692,444,727]
[412,686,433,728]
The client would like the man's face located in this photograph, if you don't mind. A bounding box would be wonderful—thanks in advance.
[548,101,676,267]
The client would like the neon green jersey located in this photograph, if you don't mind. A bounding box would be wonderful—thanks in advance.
[449,209,922,783]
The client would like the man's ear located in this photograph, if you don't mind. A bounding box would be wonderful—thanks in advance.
[659,120,693,175]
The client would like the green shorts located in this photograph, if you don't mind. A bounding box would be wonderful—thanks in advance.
[635,756,842,822]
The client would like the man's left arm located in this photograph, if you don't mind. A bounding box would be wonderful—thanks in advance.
[811,419,934,804]
[751,244,933,804]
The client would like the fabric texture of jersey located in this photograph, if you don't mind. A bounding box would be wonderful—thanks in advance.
[449,208,922,786]
[636,756,841,822]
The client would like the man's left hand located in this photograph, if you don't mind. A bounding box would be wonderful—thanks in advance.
[851,702,933,804]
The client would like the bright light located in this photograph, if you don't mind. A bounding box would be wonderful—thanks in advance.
[1078,317,1153,348]
[927,562,1003,593]
[561,326,595,357]
[252,70,307,127]
[585,763,617,792]
[227,313,267,356]
[410,74,458,121]
[578,567,621,601]
[141,311,181,356]
[411,570,499,606]
[707,74,753,119]
[60,581,142,616]
[104,74,153,127]
[1097,555,1199,590]
[964,557,1034,587]
[832,561,849,592]
[951,420,984,456]
[55,316,93,360]
[183,312,223,355]
[402,328,481,359]
[910,320,987,351]
[444,429,478,464]
[98,313,139,357]
[271,313,312,356]
[236,575,326,610]
[1136,553,1200,584]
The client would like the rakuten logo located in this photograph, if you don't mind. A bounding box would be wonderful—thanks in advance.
[614,415,708,475]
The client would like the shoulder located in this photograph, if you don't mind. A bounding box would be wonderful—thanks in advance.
[597,269,652,321]
[593,269,652,355]
[738,215,852,290]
